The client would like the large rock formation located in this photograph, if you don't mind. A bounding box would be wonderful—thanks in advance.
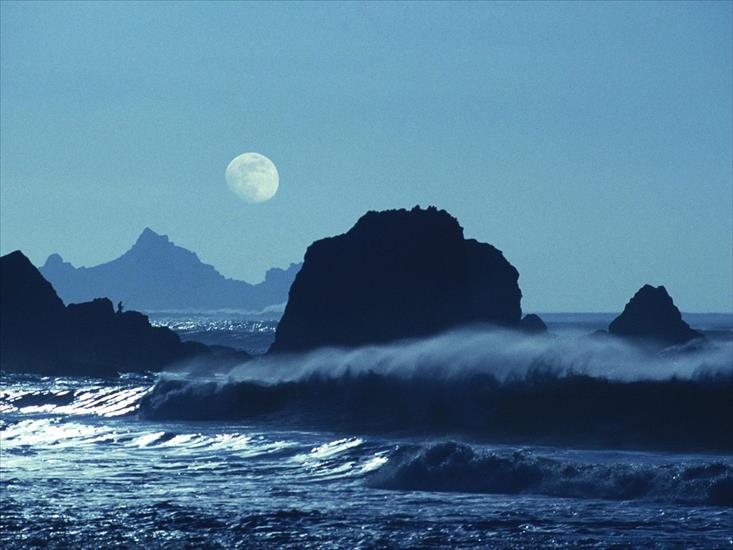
[608,285,703,346]
[0,250,221,376]
[270,206,522,353]
[40,228,300,313]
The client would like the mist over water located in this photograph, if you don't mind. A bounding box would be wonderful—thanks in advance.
[225,325,733,384]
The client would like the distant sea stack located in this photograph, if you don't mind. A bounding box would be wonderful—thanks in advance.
[270,206,523,353]
[40,228,301,313]
[609,285,703,346]
[520,313,548,333]
[0,250,211,376]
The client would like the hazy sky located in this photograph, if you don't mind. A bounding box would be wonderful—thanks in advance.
[1,1,731,312]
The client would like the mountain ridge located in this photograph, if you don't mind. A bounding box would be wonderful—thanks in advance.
[40,228,301,313]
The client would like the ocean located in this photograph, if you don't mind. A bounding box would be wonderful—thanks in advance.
[1,314,732,549]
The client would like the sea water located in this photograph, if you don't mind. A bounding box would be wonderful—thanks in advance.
[1,314,731,549]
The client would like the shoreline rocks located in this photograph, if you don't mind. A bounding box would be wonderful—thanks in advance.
[1,250,244,376]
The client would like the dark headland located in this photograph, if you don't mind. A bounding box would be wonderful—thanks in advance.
[0,250,245,376]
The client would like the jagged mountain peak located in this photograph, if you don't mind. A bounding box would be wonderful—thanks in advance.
[126,228,203,265]
[133,227,172,248]
[38,229,302,312]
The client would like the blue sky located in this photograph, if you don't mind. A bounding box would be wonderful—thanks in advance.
[1,1,731,312]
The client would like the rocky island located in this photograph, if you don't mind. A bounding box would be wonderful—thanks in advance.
[608,284,704,347]
[270,206,535,352]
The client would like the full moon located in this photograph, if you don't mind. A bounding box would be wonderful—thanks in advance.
[225,152,279,203]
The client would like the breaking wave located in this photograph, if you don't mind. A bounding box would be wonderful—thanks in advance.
[228,325,732,383]
[139,327,733,451]
[140,370,733,451]
[371,442,733,507]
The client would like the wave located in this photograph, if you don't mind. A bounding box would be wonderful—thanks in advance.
[6,327,731,451]
[5,412,728,508]
[138,326,733,450]
[140,369,733,451]
[0,416,298,458]
[370,442,733,507]
[223,325,733,383]
[0,381,151,418]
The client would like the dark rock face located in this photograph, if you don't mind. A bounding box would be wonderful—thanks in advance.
[1,251,67,369]
[520,314,547,333]
[40,228,300,312]
[270,207,522,353]
[0,251,216,376]
[608,285,703,346]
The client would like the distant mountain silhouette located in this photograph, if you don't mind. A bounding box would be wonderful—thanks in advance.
[608,284,703,346]
[270,206,523,353]
[1,250,242,376]
[40,228,301,312]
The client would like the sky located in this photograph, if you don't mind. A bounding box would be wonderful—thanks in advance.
[1,1,731,312]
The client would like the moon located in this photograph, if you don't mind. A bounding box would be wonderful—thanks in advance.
[225,152,279,203]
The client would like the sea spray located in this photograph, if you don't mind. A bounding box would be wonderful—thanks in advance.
[140,327,733,450]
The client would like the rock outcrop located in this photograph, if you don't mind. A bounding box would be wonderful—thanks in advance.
[40,228,300,313]
[608,285,703,346]
[520,313,548,333]
[0,250,224,376]
[270,206,523,353]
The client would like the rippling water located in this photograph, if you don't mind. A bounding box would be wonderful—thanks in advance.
[149,314,278,355]
[2,314,732,548]
[1,372,731,549]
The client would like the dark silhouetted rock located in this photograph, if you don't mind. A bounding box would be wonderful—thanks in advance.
[270,206,522,353]
[608,285,703,346]
[1,251,68,370]
[520,314,547,333]
[40,228,300,313]
[1,250,245,376]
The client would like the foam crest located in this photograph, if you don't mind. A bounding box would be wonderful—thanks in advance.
[0,418,296,462]
[1,418,118,448]
[306,437,364,459]
[0,384,151,417]
[228,326,733,384]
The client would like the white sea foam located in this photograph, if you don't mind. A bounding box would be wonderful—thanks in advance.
[224,325,732,384]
